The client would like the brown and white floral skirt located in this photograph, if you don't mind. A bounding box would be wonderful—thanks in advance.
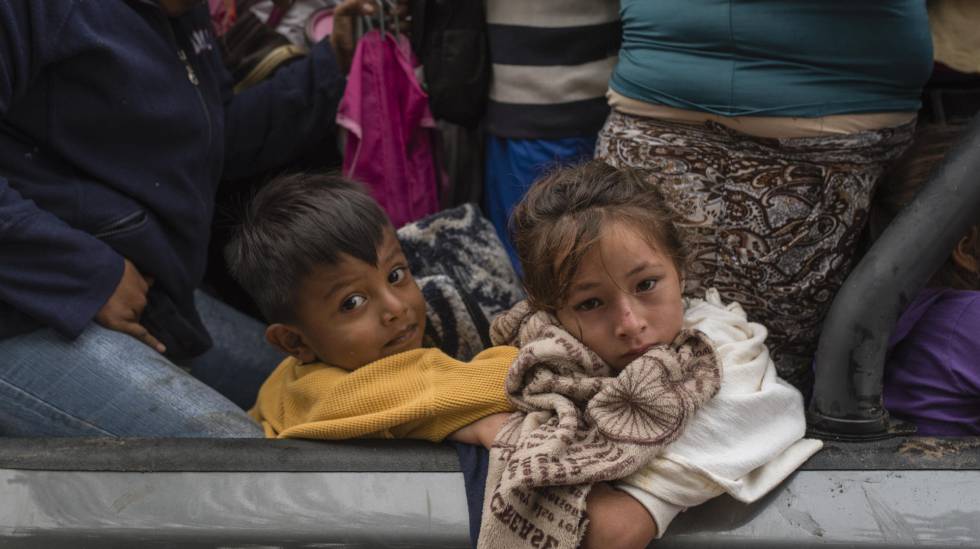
[596,111,915,390]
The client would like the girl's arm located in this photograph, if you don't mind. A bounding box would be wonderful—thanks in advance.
[447,412,512,448]
[450,411,659,547]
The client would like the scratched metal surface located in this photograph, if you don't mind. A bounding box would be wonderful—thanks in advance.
[0,471,471,548]
[665,470,980,547]
[1,436,978,472]
[1,469,979,548]
[0,437,463,472]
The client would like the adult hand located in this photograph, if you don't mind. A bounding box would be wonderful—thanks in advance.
[330,0,411,74]
[95,258,166,354]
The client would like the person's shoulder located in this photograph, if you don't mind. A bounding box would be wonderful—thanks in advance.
[3,0,79,32]
[938,289,980,339]
[914,289,980,392]
[924,288,980,324]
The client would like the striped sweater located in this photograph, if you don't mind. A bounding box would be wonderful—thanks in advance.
[486,0,620,139]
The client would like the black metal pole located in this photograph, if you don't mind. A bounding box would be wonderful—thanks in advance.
[808,114,980,439]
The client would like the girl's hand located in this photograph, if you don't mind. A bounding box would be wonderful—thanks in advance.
[447,412,512,449]
[582,483,658,549]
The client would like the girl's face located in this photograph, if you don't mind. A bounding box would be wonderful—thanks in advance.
[555,221,684,370]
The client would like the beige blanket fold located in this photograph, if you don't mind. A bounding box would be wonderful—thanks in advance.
[478,301,721,549]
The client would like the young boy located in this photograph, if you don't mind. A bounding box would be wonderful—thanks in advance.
[224,173,513,447]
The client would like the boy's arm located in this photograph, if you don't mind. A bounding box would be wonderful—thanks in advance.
[581,483,658,549]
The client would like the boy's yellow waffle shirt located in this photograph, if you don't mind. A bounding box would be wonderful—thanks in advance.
[249,346,517,441]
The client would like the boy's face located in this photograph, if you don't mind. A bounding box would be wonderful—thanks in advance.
[269,228,427,370]
[555,221,684,370]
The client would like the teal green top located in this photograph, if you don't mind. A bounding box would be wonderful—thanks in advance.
[611,0,933,117]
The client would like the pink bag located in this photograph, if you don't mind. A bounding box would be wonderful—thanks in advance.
[208,0,236,36]
[336,30,440,228]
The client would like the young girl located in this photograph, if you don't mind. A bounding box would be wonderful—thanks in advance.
[872,124,980,435]
[478,160,822,548]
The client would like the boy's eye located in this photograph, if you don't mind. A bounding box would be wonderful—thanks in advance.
[637,278,658,293]
[388,266,408,284]
[574,298,602,312]
[340,294,367,311]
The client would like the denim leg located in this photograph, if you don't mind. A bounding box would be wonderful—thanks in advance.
[483,135,598,273]
[184,290,285,410]
[0,323,263,437]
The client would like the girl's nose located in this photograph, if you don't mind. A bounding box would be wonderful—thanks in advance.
[615,300,647,338]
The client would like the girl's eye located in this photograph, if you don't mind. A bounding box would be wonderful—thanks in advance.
[340,295,367,311]
[574,298,602,312]
[637,278,658,293]
[388,266,407,284]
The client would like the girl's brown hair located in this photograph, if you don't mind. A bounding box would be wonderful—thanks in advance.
[510,160,688,311]
[872,124,980,291]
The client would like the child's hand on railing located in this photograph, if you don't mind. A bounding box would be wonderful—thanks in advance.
[447,412,512,449]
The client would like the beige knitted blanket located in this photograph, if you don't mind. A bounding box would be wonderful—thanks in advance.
[477,301,721,549]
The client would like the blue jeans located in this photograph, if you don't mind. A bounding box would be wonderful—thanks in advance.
[0,291,283,437]
[483,135,597,272]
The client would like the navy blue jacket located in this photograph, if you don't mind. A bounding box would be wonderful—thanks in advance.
[0,0,344,357]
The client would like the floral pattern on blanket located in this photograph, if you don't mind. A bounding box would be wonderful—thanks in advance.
[399,204,525,360]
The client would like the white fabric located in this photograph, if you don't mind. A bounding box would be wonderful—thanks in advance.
[615,289,823,536]
[250,0,337,46]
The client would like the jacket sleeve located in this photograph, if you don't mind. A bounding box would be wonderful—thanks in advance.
[0,2,124,338]
[221,40,346,180]
[0,178,124,338]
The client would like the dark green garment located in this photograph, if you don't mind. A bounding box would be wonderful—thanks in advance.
[611,0,933,117]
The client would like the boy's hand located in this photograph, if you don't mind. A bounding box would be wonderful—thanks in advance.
[95,258,166,354]
[448,412,512,449]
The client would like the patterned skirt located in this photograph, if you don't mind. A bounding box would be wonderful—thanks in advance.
[596,111,915,390]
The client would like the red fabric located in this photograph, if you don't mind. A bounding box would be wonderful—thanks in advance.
[337,30,439,228]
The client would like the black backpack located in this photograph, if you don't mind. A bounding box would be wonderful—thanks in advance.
[410,0,490,129]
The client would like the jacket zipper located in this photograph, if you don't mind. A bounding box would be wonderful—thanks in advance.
[177,48,212,150]
[159,11,213,152]
[155,13,214,213]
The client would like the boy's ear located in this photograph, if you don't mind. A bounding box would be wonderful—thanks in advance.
[952,227,980,276]
[265,323,317,364]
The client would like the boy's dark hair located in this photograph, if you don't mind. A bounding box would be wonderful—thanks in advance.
[510,160,688,312]
[225,173,390,323]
